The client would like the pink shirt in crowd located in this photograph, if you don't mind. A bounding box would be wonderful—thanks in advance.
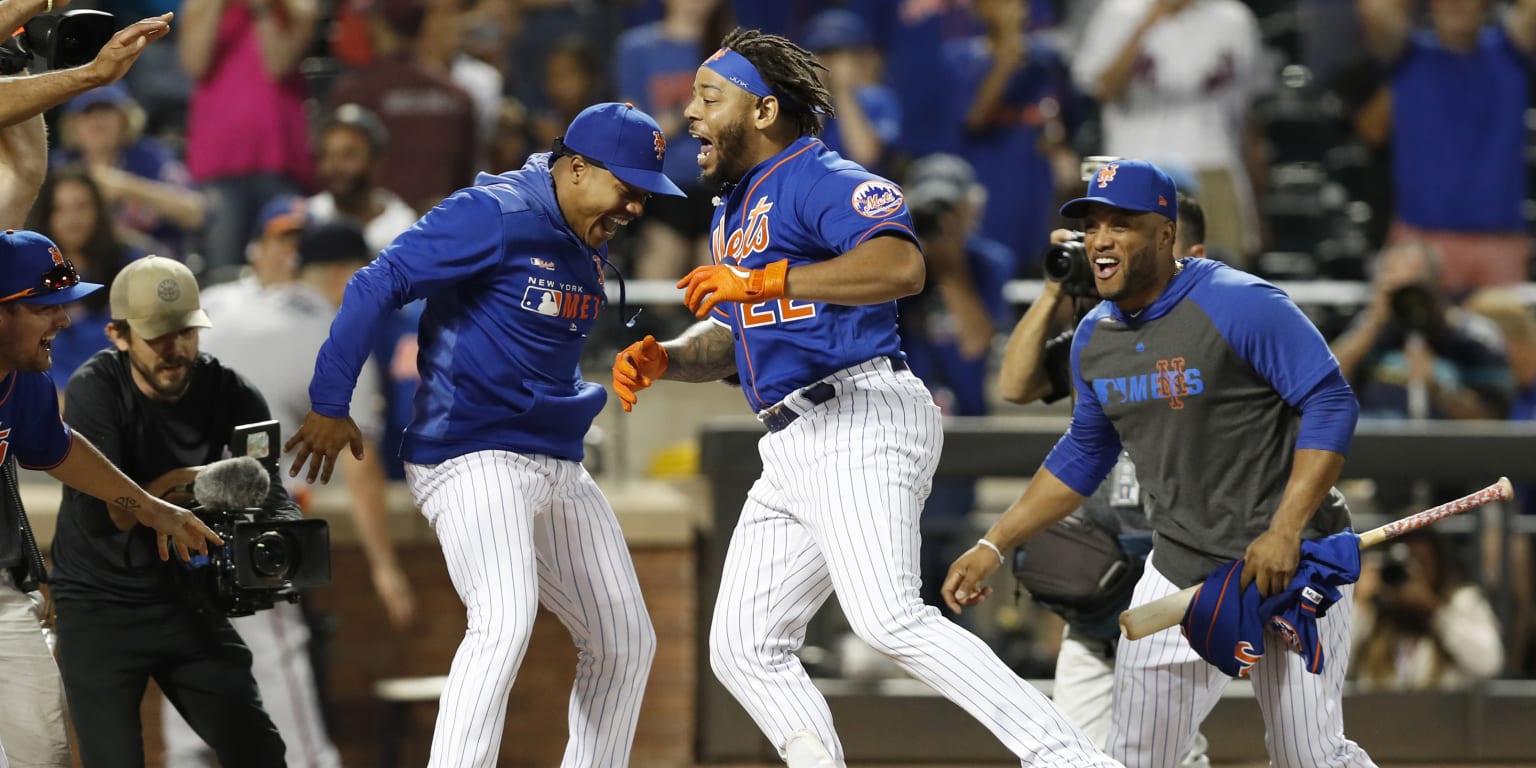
[185,3,312,185]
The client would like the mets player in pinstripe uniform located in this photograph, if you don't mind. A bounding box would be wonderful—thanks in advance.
[284,103,686,767]
[946,160,1376,768]
[612,28,1121,768]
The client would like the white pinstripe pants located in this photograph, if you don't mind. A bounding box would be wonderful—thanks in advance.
[406,451,656,768]
[1108,555,1376,768]
[709,359,1119,767]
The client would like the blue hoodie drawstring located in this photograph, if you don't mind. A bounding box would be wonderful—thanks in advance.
[601,256,641,328]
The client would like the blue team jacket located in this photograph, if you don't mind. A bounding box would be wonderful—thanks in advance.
[309,154,609,464]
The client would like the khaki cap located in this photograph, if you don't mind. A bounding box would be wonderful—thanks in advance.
[109,256,213,339]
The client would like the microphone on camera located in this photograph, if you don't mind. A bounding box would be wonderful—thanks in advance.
[193,457,271,512]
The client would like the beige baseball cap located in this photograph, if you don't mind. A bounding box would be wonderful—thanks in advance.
[109,256,213,339]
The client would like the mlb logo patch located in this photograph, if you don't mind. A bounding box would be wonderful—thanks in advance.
[850,180,904,219]
[530,258,556,271]
[1301,586,1324,605]
[521,286,562,316]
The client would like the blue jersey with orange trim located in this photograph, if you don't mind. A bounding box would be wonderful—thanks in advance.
[0,370,72,470]
[706,137,918,411]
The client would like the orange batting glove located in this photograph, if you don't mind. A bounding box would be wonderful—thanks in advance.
[612,335,669,412]
[676,259,789,318]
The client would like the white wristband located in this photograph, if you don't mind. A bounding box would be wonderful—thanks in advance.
[976,537,1004,566]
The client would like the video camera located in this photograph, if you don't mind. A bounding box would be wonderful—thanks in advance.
[0,10,116,76]
[175,420,332,618]
[1040,156,1126,300]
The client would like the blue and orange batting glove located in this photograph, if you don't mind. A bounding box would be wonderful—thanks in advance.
[677,259,788,318]
[613,335,668,412]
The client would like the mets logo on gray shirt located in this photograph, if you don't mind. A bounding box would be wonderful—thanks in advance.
[1092,357,1205,410]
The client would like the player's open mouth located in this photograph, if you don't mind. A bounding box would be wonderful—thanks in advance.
[40,336,53,352]
[1094,257,1120,281]
[601,215,630,238]
[696,138,714,165]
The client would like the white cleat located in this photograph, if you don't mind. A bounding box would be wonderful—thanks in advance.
[784,729,842,768]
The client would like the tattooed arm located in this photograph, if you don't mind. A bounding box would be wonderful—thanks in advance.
[660,320,738,382]
[46,432,221,558]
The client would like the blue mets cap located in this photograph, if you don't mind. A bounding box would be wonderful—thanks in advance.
[0,229,103,305]
[256,195,308,238]
[65,83,134,115]
[804,9,874,51]
[557,102,687,198]
[1060,159,1178,222]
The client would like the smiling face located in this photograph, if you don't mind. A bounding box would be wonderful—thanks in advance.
[110,324,198,402]
[1080,203,1177,311]
[559,157,649,249]
[685,66,760,187]
[0,302,70,374]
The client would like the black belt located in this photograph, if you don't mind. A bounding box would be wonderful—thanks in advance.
[758,356,908,433]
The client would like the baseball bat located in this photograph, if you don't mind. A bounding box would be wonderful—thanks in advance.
[1118,477,1515,641]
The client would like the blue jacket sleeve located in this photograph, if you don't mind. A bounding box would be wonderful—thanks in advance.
[1041,318,1122,496]
[1293,369,1359,455]
[309,190,505,417]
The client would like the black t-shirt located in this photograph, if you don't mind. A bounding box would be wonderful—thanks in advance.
[50,349,300,604]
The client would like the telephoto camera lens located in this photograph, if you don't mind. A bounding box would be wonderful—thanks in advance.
[1040,237,1098,298]
[250,531,295,578]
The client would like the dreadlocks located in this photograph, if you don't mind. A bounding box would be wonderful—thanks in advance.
[720,27,835,137]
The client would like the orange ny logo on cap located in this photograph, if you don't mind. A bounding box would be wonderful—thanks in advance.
[48,245,65,266]
[1096,163,1118,189]
[653,130,666,161]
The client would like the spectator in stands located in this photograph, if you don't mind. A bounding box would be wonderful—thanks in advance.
[24,167,147,387]
[613,0,730,280]
[1330,240,1510,422]
[1072,0,1270,263]
[307,105,418,255]
[848,0,979,161]
[1357,0,1536,295]
[180,0,317,283]
[806,9,901,174]
[945,0,1080,275]
[418,0,504,169]
[52,84,206,261]
[1351,528,1503,691]
[897,154,1014,616]
[1464,288,1536,675]
[327,0,478,214]
[530,36,605,153]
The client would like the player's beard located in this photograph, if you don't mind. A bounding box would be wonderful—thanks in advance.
[1097,243,1163,308]
[128,347,194,401]
[325,172,371,210]
[699,114,751,188]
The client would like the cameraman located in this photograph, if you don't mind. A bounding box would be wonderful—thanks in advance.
[897,154,1014,617]
[0,5,173,225]
[1329,240,1509,422]
[995,193,1211,761]
[51,256,288,767]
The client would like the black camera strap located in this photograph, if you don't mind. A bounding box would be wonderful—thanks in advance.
[1,455,48,591]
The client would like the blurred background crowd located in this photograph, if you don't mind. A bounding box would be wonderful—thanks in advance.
[22,0,1536,696]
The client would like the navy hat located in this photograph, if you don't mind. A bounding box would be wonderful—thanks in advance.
[256,195,307,238]
[64,83,134,115]
[905,153,978,213]
[299,220,373,267]
[804,9,873,52]
[1060,159,1178,222]
[557,103,686,198]
[0,230,103,305]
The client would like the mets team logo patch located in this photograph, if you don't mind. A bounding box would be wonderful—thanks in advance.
[851,180,904,219]
[653,130,667,161]
[1096,163,1119,188]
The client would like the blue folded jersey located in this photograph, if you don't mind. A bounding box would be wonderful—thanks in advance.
[1180,531,1361,678]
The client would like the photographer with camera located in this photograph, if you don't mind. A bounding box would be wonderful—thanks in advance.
[896,153,1014,619]
[51,255,291,767]
[0,4,174,227]
[994,180,1211,762]
[1350,528,1503,691]
[1330,240,1510,423]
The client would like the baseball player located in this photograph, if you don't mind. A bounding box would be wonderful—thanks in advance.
[0,232,220,768]
[999,194,1209,765]
[612,29,1120,768]
[945,159,1377,768]
[285,103,686,768]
